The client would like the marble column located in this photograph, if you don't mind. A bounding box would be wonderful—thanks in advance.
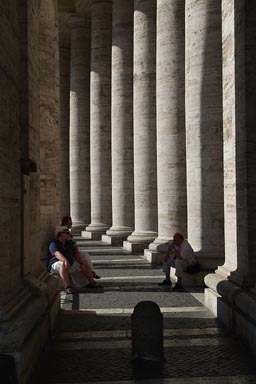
[69,16,91,228]
[125,0,157,253]
[84,0,112,239]
[145,0,186,263]
[39,0,61,254]
[205,0,256,333]
[59,33,71,219]
[103,0,134,245]
[185,0,224,269]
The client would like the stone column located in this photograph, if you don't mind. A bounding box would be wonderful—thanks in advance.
[84,0,112,239]
[185,0,224,269]
[69,16,91,228]
[124,0,157,253]
[205,0,256,337]
[39,0,61,255]
[59,33,71,219]
[103,0,134,245]
[145,0,186,263]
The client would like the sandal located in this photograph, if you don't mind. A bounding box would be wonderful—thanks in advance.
[92,271,101,279]
[65,286,76,294]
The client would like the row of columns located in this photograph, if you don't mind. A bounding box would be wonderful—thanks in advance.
[59,0,224,267]
[65,0,256,354]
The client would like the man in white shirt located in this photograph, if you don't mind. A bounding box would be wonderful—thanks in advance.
[158,233,196,290]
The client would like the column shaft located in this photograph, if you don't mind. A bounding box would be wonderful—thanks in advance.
[206,0,256,290]
[127,0,157,247]
[105,0,134,242]
[85,0,112,238]
[151,0,186,250]
[39,0,60,258]
[205,3,256,352]
[69,17,91,227]
[185,0,224,266]
[59,34,71,218]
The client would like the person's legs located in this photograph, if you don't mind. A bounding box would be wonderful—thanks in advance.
[76,256,95,284]
[163,259,172,282]
[80,251,101,279]
[158,258,172,285]
[173,259,187,288]
[70,256,102,288]
[51,261,71,289]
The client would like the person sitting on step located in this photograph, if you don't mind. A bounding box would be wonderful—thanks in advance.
[61,215,101,280]
[48,226,102,293]
[158,232,196,290]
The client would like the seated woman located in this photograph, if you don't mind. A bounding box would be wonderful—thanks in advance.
[61,216,101,282]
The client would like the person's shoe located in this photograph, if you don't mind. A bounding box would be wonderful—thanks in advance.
[158,280,172,286]
[172,283,183,291]
[65,286,76,294]
[92,271,101,279]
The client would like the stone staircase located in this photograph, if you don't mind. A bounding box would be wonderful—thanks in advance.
[31,238,256,384]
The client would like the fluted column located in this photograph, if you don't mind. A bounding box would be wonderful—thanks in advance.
[85,0,112,239]
[104,0,134,245]
[205,0,256,320]
[125,0,157,252]
[69,16,91,228]
[185,0,224,268]
[59,33,71,218]
[148,0,186,257]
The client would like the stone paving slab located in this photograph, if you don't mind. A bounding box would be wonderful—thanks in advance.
[61,289,205,311]
[56,377,256,384]
[35,344,256,383]
[58,313,219,333]
[32,239,256,384]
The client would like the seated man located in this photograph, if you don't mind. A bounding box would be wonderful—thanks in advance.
[61,216,100,280]
[48,226,102,293]
[158,232,196,290]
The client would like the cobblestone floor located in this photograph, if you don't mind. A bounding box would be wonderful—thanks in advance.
[32,239,256,384]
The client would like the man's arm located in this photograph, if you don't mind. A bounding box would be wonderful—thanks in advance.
[49,242,70,269]
[54,251,70,269]
[164,241,180,261]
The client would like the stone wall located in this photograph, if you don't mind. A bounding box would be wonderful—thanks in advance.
[0,1,60,383]
[0,0,22,310]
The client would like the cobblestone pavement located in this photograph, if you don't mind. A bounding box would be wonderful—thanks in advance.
[33,239,256,384]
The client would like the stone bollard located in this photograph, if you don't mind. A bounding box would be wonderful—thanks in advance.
[131,301,164,364]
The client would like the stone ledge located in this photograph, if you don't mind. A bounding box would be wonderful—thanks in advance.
[123,241,149,254]
[81,230,104,240]
[102,234,126,246]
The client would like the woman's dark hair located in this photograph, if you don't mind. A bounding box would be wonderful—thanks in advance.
[61,216,71,226]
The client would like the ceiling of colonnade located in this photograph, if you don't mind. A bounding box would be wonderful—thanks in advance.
[58,0,90,33]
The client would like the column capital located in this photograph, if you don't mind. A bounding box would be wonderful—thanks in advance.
[89,0,112,7]
[68,14,90,30]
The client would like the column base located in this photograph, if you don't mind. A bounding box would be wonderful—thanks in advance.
[102,235,126,246]
[83,223,110,240]
[123,231,158,254]
[143,238,172,266]
[103,226,133,245]
[71,224,87,235]
[205,272,256,355]
[143,249,163,265]
[123,241,147,253]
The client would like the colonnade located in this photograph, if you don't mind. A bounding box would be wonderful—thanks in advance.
[60,0,225,265]
[59,0,256,355]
